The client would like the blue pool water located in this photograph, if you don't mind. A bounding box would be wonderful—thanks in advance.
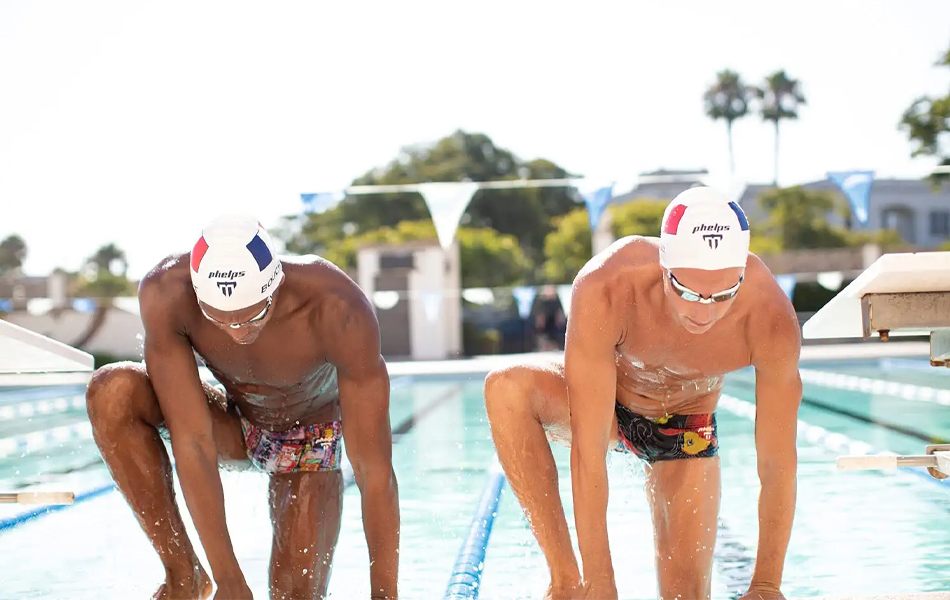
[0,357,948,598]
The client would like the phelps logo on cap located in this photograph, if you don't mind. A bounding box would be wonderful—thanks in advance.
[659,187,750,270]
[190,215,284,311]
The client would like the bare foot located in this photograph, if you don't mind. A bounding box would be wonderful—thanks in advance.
[151,564,213,600]
[544,580,581,600]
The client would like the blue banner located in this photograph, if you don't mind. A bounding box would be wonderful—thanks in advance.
[301,191,344,214]
[72,298,97,313]
[775,275,797,300]
[827,171,874,226]
[512,286,538,319]
[579,183,615,231]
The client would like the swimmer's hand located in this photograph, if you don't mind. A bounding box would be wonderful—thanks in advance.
[740,583,785,600]
[213,579,252,600]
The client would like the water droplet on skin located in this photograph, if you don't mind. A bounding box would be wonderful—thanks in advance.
[302,568,308,575]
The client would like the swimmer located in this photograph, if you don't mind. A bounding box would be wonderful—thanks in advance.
[85,215,399,600]
[484,187,802,600]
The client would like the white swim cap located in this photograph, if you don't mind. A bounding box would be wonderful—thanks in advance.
[659,187,750,270]
[190,215,284,311]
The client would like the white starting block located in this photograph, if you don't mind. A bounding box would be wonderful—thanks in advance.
[0,319,91,503]
[0,319,94,386]
[802,252,950,479]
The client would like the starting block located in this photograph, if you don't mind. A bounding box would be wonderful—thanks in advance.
[802,252,950,478]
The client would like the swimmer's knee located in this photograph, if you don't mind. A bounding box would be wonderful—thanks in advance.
[86,362,155,427]
[484,366,540,422]
[484,366,529,404]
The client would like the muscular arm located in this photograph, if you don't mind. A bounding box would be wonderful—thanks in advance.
[139,277,246,588]
[566,277,621,591]
[749,303,802,591]
[326,293,398,599]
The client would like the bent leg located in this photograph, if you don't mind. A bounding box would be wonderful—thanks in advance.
[86,361,247,599]
[268,470,343,600]
[645,457,721,600]
[484,361,591,596]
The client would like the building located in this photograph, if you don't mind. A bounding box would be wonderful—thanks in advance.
[739,178,950,249]
[611,171,949,250]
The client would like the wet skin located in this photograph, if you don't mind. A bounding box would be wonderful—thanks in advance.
[86,254,399,600]
[484,237,802,600]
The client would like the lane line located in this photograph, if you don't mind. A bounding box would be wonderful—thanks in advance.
[443,458,506,600]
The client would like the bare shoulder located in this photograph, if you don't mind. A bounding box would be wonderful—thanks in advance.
[743,254,801,365]
[573,236,659,307]
[285,256,377,336]
[138,254,195,325]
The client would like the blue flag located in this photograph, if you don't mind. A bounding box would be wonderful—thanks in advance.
[827,171,874,227]
[301,191,344,214]
[72,298,97,313]
[578,183,615,231]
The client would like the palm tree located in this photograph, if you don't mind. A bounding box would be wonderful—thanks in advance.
[0,234,27,276]
[756,70,806,186]
[703,69,753,174]
[72,243,133,349]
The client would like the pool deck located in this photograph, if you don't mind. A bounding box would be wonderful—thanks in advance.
[387,342,933,376]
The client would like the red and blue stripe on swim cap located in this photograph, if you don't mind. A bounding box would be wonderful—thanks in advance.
[728,202,750,231]
[191,236,209,272]
[245,233,274,271]
[663,204,688,234]
[662,202,750,234]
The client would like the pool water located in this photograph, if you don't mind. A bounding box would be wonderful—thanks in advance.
[1,358,948,598]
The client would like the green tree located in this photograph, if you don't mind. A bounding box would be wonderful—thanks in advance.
[321,220,530,288]
[542,208,592,283]
[704,69,753,174]
[285,130,576,271]
[754,187,901,251]
[757,187,850,249]
[756,70,806,186]
[610,199,667,238]
[542,199,667,284]
[0,234,27,276]
[900,44,950,184]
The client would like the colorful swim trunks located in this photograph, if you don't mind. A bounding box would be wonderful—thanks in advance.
[158,386,343,474]
[239,416,342,474]
[614,403,718,462]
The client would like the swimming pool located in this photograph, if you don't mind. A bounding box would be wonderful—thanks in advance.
[1,355,948,598]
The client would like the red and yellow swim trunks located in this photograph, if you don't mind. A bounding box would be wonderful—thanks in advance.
[614,402,718,462]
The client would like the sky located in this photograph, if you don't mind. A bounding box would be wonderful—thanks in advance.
[1,1,949,278]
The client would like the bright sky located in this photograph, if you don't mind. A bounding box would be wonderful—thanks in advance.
[2,1,948,278]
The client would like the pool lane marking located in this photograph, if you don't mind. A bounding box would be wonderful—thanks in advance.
[798,368,950,408]
[713,518,757,597]
[718,394,948,489]
[443,456,506,600]
[713,391,949,593]
[0,376,426,531]
[729,377,949,445]
[0,481,116,532]
[0,393,85,422]
[0,420,94,459]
